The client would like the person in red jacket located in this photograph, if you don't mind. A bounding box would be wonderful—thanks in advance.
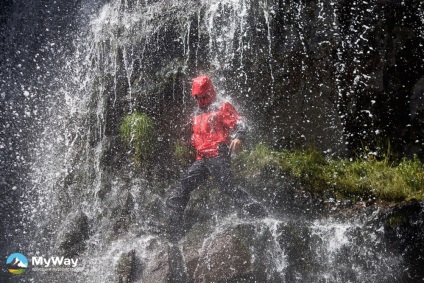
[165,76,266,241]
[190,75,245,159]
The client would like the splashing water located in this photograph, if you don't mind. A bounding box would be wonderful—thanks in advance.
[2,0,423,282]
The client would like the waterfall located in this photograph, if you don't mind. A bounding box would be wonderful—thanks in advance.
[1,0,424,282]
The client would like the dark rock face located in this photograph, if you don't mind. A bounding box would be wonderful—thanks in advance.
[58,211,90,258]
[183,224,255,282]
[382,200,424,281]
[2,1,424,283]
[117,250,136,283]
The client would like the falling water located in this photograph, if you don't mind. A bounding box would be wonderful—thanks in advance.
[1,0,424,282]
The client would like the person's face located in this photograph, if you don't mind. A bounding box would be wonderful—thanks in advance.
[194,94,210,108]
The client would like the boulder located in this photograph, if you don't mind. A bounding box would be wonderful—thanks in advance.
[138,248,169,283]
[182,221,283,282]
[117,250,136,283]
[58,211,89,258]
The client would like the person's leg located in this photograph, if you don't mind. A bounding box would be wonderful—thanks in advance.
[165,160,208,240]
[166,160,208,211]
[207,155,267,218]
[207,155,250,204]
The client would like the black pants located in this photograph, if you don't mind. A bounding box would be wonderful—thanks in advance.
[166,154,250,218]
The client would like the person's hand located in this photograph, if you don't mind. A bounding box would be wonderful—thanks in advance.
[229,138,242,155]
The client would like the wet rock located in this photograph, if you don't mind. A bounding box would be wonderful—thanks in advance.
[117,250,136,283]
[113,192,135,235]
[184,184,234,230]
[409,77,424,157]
[58,211,89,258]
[182,222,283,282]
[184,226,253,282]
[382,200,424,281]
[235,167,323,218]
[144,197,167,223]
[138,248,170,283]
[167,244,189,283]
[278,221,319,283]
[410,77,424,119]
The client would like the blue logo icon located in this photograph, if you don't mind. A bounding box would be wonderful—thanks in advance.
[6,253,28,274]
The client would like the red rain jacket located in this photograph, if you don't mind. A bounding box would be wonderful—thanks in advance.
[189,75,245,160]
[191,102,242,160]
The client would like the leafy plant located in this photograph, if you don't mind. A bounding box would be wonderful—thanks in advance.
[120,112,155,166]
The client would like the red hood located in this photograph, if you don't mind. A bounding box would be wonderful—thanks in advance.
[191,76,216,108]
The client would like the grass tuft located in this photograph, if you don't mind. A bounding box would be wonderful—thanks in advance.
[120,112,155,166]
[234,144,424,202]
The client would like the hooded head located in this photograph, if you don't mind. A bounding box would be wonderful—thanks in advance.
[191,76,216,108]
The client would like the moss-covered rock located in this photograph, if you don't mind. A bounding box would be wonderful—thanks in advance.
[234,144,424,203]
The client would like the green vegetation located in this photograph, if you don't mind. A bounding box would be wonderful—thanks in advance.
[234,144,424,202]
[120,112,155,166]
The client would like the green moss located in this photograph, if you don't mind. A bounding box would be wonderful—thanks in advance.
[234,144,424,203]
[120,112,155,166]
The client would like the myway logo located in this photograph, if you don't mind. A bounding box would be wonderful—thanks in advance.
[32,256,79,268]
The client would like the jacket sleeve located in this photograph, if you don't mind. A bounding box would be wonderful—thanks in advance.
[219,102,247,141]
